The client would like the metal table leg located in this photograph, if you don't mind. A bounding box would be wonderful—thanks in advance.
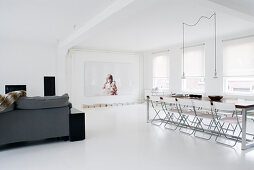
[241,108,247,150]
[241,107,254,150]
[147,97,150,123]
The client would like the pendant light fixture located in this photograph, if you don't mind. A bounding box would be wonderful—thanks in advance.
[213,13,218,78]
[182,12,217,79]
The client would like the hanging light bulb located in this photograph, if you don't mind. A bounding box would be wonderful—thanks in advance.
[213,72,218,78]
[182,72,186,79]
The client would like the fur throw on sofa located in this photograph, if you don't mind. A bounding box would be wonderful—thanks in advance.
[0,90,26,112]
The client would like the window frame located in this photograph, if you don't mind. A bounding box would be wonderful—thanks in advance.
[152,77,170,91]
[223,76,254,96]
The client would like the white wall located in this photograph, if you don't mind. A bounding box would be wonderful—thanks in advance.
[0,38,56,96]
[144,32,254,100]
[67,49,143,109]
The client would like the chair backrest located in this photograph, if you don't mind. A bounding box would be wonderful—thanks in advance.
[213,102,236,111]
[145,95,150,100]
[192,100,212,110]
[177,98,193,107]
[149,96,161,102]
[163,97,177,105]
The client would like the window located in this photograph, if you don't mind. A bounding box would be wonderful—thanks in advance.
[182,45,205,93]
[223,37,254,95]
[152,55,169,90]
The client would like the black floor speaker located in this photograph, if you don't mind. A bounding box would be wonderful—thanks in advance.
[44,76,55,96]
[69,113,85,141]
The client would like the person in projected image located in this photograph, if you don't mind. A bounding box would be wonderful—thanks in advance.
[102,74,118,95]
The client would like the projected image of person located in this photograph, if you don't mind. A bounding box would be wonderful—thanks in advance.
[102,74,118,95]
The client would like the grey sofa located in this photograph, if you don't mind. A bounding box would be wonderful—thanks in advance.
[0,94,71,146]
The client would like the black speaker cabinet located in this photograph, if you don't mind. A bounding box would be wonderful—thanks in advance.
[44,76,55,96]
[69,108,85,141]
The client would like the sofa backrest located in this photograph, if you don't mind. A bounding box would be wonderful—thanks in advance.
[16,94,69,110]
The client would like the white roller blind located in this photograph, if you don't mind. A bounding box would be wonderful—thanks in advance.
[223,37,254,76]
[153,55,169,77]
[184,45,205,77]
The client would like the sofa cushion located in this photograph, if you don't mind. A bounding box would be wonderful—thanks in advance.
[16,94,69,110]
[0,103,14,113]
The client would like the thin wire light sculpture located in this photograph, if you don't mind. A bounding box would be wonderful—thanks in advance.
[182,13,217,79]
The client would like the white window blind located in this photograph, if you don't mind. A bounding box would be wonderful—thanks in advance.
[153,55,169,78]
[152,54,169,90]
[183,45,205,77]
[223,37,254,77]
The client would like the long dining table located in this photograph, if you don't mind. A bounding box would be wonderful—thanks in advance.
[146,95,254,150]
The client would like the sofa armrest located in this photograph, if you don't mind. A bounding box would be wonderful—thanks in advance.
[68,102,72,109]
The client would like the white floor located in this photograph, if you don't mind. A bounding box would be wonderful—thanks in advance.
[1,104,254,170]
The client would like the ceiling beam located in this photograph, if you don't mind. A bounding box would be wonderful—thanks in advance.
[58,0,135,49]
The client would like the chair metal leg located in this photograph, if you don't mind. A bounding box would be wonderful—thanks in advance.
[232,124,237,135]
[163,112,176,127]
[151,110,163,126]
[193,118,213,140]
[215,128,242,147]
[215,121,230,140]
[168,114,188,131]
[164,114,179,131]
[179,115,196,135]
[215,121,242,147]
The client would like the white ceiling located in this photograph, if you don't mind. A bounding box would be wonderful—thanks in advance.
[1,0,254,51]
[0,0,116,45]
[209,0,254,17]
[76,0,254,52]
